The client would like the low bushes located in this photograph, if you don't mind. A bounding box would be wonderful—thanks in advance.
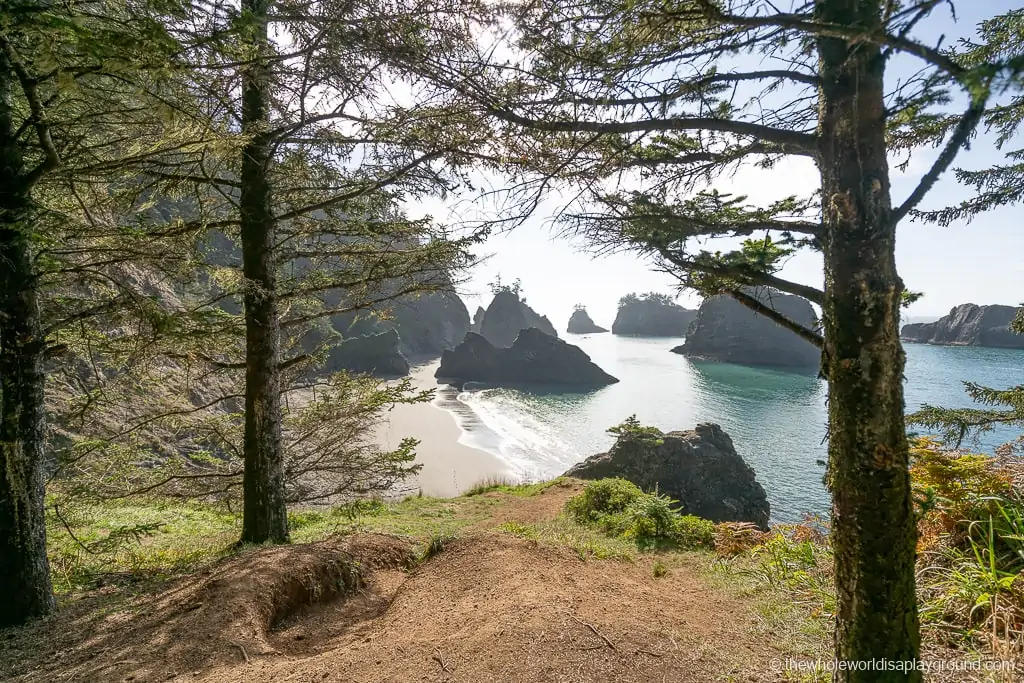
[565,478,715,551]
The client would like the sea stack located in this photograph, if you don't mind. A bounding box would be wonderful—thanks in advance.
[567,306,608,334]
[436,329,618,389]
[612,293,696,336]
[565,423,770,529]
[673,288,820,372]
[901,304,1024,348]
[478,290,558,347]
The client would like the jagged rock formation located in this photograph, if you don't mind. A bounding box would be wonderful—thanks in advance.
[332,290,471,360]
[435,329,618,389]
[612,296,696,336]
[470,306,486,333]
[900,304,1024,348]
[567,307,608,334]
[564,423,770,529]
[478,290,558,347]
[673,289,820,371]
[324,329,411,377]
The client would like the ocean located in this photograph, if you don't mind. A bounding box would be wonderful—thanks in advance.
[434,334,1024,523]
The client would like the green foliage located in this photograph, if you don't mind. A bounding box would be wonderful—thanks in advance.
[488,274,522,298]
[617,291,676,308]
[566,479,715,551]
[750,528,835,612]
[652,561,668,578]
[606,415,664,445]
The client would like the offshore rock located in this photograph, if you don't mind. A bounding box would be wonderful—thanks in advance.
[673,288,820,371]
[567,308,608,334]
[900,304,1024,348]
[565,423,770,529]
[436,329,618,389]
[478,290,558,347]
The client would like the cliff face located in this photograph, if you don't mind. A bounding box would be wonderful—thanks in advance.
[566,308,608,334]
[674,289,820,371]
[333,290,471,360]
[612,299,696,336]
[900,304,1024,348]
[324,329,410,377]
[478,291,558,347]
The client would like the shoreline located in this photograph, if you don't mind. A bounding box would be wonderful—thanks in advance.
[372,361,516,497]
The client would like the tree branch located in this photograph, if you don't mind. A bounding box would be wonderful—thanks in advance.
[1,39,61,188]
[690,0,965,78]
[729,287,824,349]
[488,107,817,154]
[891,93,989,225]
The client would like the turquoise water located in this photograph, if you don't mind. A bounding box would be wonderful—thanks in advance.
[443,335,1024,523]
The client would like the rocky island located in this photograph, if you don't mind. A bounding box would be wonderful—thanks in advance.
[901,303,1024,348]
[478,289,558,347]
[565,422,770,529]
[673,288,820,372]
[612,292,696,336]
[435,328,619,389]
[566,305,608,334]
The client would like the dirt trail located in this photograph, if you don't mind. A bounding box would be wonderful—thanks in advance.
[1,485,785,683]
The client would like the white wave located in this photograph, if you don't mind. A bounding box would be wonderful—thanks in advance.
[453,389,583,481]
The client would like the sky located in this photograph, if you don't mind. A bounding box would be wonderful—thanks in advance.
[406,1,1024,332]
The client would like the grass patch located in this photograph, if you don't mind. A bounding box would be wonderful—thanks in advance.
[46,485,546,594]
[47,498,238,594]
[498,515,635,561]
[464,477,569,498]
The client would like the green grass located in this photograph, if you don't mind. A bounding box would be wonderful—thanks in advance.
[463,477,570,498]
[45,479,565,595]
[498,515,636,561]
[47,499,238,594]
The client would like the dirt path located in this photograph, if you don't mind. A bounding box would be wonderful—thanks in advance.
[1,485,786,683]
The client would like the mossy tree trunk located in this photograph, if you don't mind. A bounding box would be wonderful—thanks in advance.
[816,0,920,678]
[239,0,289,544]
[0,57,56,627]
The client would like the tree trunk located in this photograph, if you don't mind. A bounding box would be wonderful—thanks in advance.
[0,60,56,627]
[816,0,920,679]
[239,0,289,544]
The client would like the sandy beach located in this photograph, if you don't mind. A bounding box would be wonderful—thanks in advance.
[373,361,515,497]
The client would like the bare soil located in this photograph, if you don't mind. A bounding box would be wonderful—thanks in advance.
[1,485,789,683]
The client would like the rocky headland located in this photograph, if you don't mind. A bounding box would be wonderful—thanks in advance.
[612,293,696,336]
[673,288,820,371]
[900,303,1024,348]
[435,328,618,389]
[332,289,471,361]
[565,422,770,529]
[566,306,608,334]
[325,329,411,377]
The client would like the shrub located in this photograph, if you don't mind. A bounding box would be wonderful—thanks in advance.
[566,479,714,551]
[652,561,668,578]
[606,415,664,445]
[566,478,645,523]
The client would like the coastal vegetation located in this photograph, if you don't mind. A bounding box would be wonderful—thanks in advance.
[1,1,1023,682]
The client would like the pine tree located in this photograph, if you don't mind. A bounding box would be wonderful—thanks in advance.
[0,0,196,627]
[86,0,485,545]
[423,0,1022,676]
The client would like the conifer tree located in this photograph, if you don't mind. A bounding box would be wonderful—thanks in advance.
[0,0,198,627]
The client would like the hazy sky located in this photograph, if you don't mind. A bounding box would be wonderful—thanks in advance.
[408,2,1024,331]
